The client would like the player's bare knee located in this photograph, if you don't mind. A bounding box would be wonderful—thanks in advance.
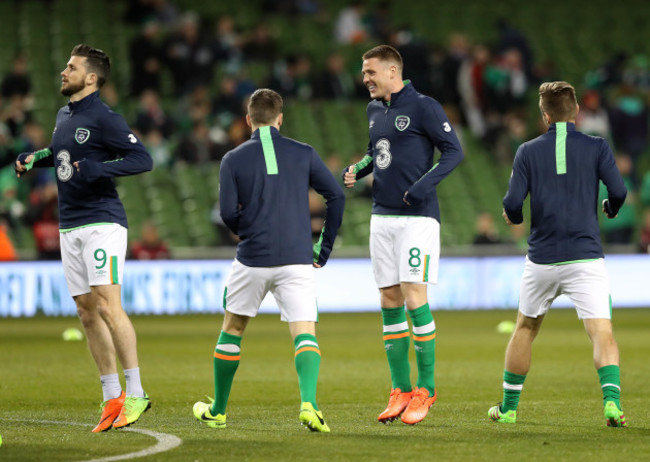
[380,285,404,307]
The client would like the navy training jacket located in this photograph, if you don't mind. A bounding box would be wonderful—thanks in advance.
[219,126,345,267]
[22,91,153,229]
[503,122,627,264]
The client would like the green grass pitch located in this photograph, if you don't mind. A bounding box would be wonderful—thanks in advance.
[1,309,649,461]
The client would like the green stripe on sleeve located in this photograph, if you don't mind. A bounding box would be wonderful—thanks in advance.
[555,122,567,175]
[259,126,278,175]
[313,228,325,262]
[24,148,52,171]
[353,155,373,174]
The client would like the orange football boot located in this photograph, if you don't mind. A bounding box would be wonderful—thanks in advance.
[377,388,414,423]
[92,391,125,432]
[401,387,437,425]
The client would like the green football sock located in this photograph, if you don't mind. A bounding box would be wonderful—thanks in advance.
[212,331,242,415]
[381,307,411,392]
[598,365,621,408]
[294,333,321,410]
[502,370,526,412]
[407,304,436,395]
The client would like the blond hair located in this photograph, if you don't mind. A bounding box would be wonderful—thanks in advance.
[539,81,578,122]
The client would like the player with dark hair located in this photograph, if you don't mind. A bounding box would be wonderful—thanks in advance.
[488,81,628,427]
[15,44,153,431]
[343,45,464,425]
[193,88,345,432]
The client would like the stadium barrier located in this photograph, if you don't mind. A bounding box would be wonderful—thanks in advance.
[1,255,650,317]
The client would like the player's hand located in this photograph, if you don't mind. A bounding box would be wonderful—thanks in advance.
[343,166,356,188]
[602,199,617,219]
[502,208,513,225]
[15,153,34,178]
[73,159,103,182]
[313,262,322,268]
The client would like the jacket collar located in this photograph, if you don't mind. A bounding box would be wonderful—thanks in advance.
[67,91,100,112]
[381,80,413,106]
[548,122,577,132]
[251,126,280,139]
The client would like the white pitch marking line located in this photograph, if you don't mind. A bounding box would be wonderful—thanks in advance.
[9,419,182,462]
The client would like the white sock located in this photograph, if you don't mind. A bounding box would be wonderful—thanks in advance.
[100,373,122,401]
[124,367,145,397]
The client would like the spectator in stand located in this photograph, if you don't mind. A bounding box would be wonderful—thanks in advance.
[388,27,432,95]
[495,19,534,80]
[313,52,356,100]
[130,221,170,260]
[163,11,215,96]
[334,2,369,44]
[211,15,243,74]
[24,174,60,260]
[440,33,470,109]
[174,119,227,164]
[1,93,32,139]
[585,51,628,90]
[129,19,163,96]
[484,48,528,115]
[1,54,32,101]
[174,85,212,133]
[576,90,611,139]
[622,54,650,92]
[267,54,314,100]
[212,75,245,127]
[242,23,278,64]
[458,44,491,139]
[427,44,448,102]
[598,154,637,244]
[149,0,179,29]
[143,129,172,168]
[134,89,174,139]
[366,0,392,43]
[473,212,502,245]
[608,83,648,184]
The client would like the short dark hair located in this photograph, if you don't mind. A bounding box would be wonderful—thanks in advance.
[362,45,403,71]
[539,81,578,122]
[248,89,283,126]
[71,44,110,88]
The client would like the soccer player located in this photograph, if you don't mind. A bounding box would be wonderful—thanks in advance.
[343,45,464,425]
[192,88,345,432]
[15,44,153,431]
[488,81,628,427]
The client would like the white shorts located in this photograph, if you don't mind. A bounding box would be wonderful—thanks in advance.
[369,215,440,288]
[519,256,611,319]
[223,259,318,322]
[60,224,127,297]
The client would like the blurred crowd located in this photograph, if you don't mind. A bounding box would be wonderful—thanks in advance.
[1,0,650,258]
